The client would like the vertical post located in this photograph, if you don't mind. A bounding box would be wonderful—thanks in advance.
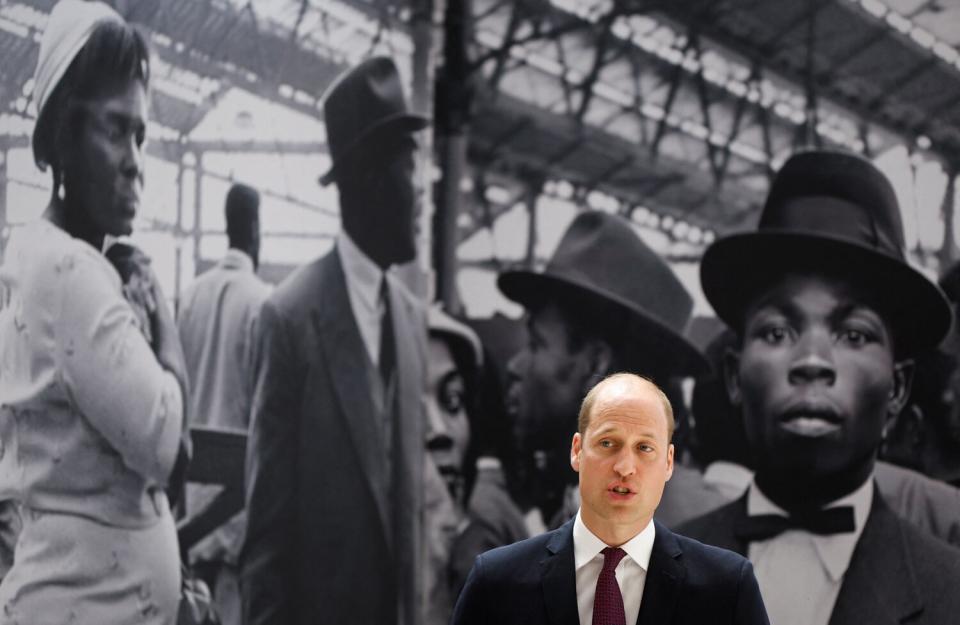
[0,142,7,242]
[403,0,442,300]
[524,174,545,268]
[939,165,958,271]
[433,0,472,313]
[173,150,185,314]
[193,151,203,278]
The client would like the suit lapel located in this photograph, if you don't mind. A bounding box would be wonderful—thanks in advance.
[388,274,423,517]
[314,251,392,548]
[386,275,425,625]
[828,493,923,625]
[635,521,685,625]
[540,520,580,625]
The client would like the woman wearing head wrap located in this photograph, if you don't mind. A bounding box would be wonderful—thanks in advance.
[0,1,185,622]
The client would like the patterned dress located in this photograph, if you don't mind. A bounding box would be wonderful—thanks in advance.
[0,219,182,624]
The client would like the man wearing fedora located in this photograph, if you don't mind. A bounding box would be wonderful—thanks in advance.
[241,57,428,625]
[680,149,960,625]
[497,210,723,528]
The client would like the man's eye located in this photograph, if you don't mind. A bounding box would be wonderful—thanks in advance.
[639,444,654,453]
[599,439,613,448]
[759,326,789,344]
[839,328,870,346]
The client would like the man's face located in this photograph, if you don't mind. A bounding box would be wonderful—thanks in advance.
[64,79,148,240]
[426,335,471,493]
[507,302,595,453]
[571,380,674,537]
[343,134,418,267]
[730,273,908,486]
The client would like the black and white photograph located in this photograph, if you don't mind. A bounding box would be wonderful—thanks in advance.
[1,1,960,624]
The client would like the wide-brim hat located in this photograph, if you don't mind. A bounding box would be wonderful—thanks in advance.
[701,149,951,355]
[319,56,428,186]
[498,210,708,376]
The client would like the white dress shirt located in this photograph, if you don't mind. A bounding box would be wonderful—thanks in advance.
[573,510,655,625]
[336,231,387,366]
[747,478,872,625]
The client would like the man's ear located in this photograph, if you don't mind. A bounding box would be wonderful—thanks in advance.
[888,359,915,418]
[723,346,743,406]
[570,432,583,473]
[582,339,613,394]
[665,443,674,482]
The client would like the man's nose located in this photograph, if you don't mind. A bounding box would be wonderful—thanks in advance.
[121,134,144,180]
[507,349,528,379]
[789,330,836,386]
[613,449,637,478]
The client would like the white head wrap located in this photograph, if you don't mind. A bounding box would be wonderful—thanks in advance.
[32,0,124,125]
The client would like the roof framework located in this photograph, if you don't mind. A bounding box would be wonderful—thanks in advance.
[1,0,959,295]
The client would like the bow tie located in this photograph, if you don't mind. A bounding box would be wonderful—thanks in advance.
[735,506,856,542]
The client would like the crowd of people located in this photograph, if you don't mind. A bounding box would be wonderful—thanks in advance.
[1,2,960,624]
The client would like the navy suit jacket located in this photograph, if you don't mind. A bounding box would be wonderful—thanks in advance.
[678,490,960,625]
[451,518,769,625]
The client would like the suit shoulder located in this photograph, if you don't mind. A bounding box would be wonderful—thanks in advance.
[266,254,332,316]
[475,529,553,571]
[676,499,740,540]
[673,530,750,575]
[898,514,960,583]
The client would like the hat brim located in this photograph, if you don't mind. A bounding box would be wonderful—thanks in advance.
[701,231,952,355]
[498,270,709,377]
[319,112,429,186]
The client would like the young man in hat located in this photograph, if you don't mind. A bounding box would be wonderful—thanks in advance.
[497,210,726,528]
[241,57,428,625]
[452,373,770,625]
[680,150,960,625]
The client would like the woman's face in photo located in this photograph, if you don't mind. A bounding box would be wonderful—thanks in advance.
[64,79,148,240]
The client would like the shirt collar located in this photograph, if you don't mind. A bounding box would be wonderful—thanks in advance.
[220,248,255,273]
[337,230,386,309]
[573,509,656,573]
[747,476,873,582]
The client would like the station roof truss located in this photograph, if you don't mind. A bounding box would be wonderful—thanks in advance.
[1,0,958,262]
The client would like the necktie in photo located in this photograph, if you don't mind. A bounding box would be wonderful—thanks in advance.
[593,547,627,625]
[378,278,395,385]
[735,505,855,542]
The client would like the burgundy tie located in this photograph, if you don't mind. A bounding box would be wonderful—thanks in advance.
[593,547,627,625]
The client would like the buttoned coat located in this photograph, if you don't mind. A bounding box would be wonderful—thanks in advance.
[240,249,425,625]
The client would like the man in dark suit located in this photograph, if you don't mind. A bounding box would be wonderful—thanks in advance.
[680,150,960,625]
[240,57,428,625]
[452,373,769,625]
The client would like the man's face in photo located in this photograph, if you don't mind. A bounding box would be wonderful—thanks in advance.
[728,273,908,486]
[508,302,593,454]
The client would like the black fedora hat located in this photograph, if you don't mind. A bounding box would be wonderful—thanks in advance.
[498,210,708,376]
[319,56,428,186]
[701,149,951,355]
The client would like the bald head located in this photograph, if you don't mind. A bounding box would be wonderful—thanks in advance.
[578,373,675,441]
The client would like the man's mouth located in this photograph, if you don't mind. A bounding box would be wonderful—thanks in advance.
[608,485,634,499]
[779,407,842,438]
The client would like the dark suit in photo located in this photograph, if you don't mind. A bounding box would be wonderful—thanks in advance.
[240,250,425,625]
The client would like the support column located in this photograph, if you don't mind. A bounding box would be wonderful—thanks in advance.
[939,165,958,271]
[404,0,443,300]
[433,0,472,313]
